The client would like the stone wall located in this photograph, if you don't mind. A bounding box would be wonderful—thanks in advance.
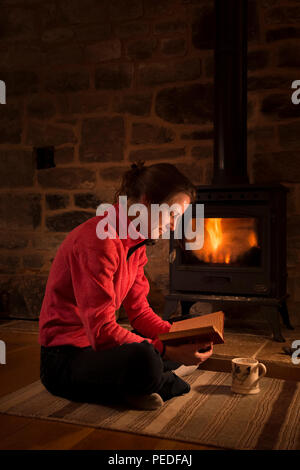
[0,0,300,325]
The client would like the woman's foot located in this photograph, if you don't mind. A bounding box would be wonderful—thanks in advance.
[124,392,164,410]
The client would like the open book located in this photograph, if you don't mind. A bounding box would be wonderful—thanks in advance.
[158,311,225,346]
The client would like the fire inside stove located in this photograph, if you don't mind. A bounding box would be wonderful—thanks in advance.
[182,217,261,267]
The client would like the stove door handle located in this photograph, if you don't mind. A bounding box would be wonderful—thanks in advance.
[202,275,232,284]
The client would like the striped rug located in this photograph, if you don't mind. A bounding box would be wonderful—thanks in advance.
[0,370,299,450]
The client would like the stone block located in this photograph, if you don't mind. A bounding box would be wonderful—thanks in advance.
[253,151,300,183]
[138,58,201,87]
[74,193,102,209]
[46,194,70,210]
[287,215,300,239]
[97,187,117,205]
[1,70,38,96]
[0,255,20,274]
[45,70,90,93]
[23,254,45,269]
[126,38,157,60]
[113,21,149,38]
[0,234,28,250]
[191,4,215,50]
[59,0,109,24]
[0,104,21,144]
[27,95,56,120]
[0,6,38,42]
[181,129,213,140]
[266,27,300,42]
[247,126,276,152]
[129,147,185,161]
[144,0,177,18]
[0,194,41,230]
[56,91,110,115]
[95,63,133,89]
[86,39,121,63]
[155,83,213,124]
[0,275,48,318]
[31,233,66,250]
[261,93,299,120]
[261,0,280,7]
[73,23,112,43]
[38,167,96,190]
[98,166,128,182]
[112,92,152,116]
[248,0,260,42]
[80,116,125,162]
[26,122,77,146]
[191,145,213,159]
[265,6,300,24]
[205,55,214,78]
[0,150,35,188]
[109,0,143,21]
[2,44,43,68]
[46,211,94,232]
[248,75,292,91]
[154,20,186,34]
[54,147,75,165]
[131,123,175,145]
[279,122,300,150]
[174,161,205,185]
[278,43,300,68]
[248,49,269,71]
[161,38,186,56]
[43,45,85,67]
[42,27,74,44]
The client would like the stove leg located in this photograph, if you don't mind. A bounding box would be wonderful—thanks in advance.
[279,300,294,330]
[265,306,285,343]
[163,299,178,321]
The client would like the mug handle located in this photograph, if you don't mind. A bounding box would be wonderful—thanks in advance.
[252,362,267,388]
[258,362,267,379]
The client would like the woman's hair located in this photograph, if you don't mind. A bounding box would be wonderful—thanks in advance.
[113,160,197,205]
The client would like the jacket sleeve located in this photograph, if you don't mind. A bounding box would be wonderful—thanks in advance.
[70,239,167,353]
[122,245,172,353]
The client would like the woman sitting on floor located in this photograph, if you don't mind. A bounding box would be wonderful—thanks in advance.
[39,161,213,410]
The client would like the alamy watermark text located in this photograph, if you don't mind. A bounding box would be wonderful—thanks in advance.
[0,340,6,365]
[0,80,6,104]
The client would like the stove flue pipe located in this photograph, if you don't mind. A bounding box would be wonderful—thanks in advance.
[212,0,249,185]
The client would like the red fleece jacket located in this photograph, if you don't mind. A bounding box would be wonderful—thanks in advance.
[38,201,172,354]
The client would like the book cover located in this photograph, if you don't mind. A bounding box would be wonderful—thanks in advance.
[158,311,225,346]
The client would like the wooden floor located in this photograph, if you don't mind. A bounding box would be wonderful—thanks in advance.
[0,330,222,450]
[1,321,299,450]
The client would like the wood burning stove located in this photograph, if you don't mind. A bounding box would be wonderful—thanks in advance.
[163,0,293,342]
[171,185,287,299]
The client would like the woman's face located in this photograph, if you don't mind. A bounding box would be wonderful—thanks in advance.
[142,192,191,239]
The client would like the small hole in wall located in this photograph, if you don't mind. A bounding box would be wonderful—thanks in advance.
[35,146,56,170]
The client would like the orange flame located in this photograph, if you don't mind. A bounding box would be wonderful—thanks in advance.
[248,231,257,248]
[190,217,258,265]
[206,218,223,252]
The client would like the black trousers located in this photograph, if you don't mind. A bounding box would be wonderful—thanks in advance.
[40,331,191,405]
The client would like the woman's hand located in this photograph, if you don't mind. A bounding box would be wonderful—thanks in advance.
[164,341,213,366]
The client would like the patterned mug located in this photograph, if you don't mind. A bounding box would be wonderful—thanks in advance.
[231,357,267,395]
